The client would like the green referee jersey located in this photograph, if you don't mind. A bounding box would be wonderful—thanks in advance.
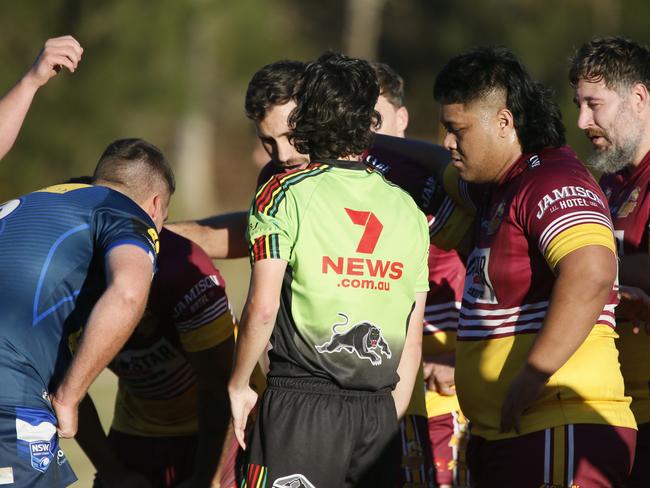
[248,160,430,391]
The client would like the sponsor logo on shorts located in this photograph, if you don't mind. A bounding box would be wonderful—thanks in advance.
[15,413,58,474]
[29,441,53,472]
[273,474,316,488]
[315,313,391,366]
[56,449,67,466]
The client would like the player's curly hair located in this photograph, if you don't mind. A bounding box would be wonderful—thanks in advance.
[245,60,306,122]
[433,46,565,154]
[569,37,650,91]
[288,52,381,160]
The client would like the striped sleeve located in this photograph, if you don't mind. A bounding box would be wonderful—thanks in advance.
[248,167,327,264]
[428,165,477,250]
[522,171,615,270]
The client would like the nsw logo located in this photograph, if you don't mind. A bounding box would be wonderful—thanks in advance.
[29,441,53,473]
[273,474,316,488]
[315,313,391,366]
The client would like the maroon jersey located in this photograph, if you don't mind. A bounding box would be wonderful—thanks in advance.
[600,151,650,425]
[451,146,632,440]
[110,228,235,435]
[600,152,650,255]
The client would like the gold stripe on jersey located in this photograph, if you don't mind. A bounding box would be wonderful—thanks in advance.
[423,332,461,418]
[179,311,235,352]
[456,326,636,441]
[34,183,91,194]
[544,223,616,270]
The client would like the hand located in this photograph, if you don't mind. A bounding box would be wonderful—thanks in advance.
[422,352,456,396]
[99,471,151,488]
[24,36,83,88]
[228,383,258,450]
[617,285,650,334]
[500,365,549,434]
[50,394,78,439]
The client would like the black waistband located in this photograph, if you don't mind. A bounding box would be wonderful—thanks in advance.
[267,376,392,396]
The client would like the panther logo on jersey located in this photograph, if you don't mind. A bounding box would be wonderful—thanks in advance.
[273,474,316,488]
[315,313,391,366]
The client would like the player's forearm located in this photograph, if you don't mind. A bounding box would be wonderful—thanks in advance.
[0,77,40,161]
[619,253,650,295]
[167,211,249,259]
[373,133,450,181]
[527,246,616,376]
[193,384,230,487]
[56,286,148,406]
[393,293,426,418]
[230,302,278,390]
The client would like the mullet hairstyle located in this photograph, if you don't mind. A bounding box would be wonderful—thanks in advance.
[433,46,565,154]
[289,52,381,160]
[94,138,176,198]
[244,60,306,122]
[372,61,405,108]
[569,36,650,91]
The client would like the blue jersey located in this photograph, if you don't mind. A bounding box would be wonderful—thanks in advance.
[0,183,158,407]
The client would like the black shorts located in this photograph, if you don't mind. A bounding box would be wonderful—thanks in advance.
[92,429,198,487]
[243,376,400,488]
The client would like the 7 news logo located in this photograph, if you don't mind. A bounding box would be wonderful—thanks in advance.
[321,208,403,292]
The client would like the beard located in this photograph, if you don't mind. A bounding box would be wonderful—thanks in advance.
[587,136,640,174]
[586,102,643,174]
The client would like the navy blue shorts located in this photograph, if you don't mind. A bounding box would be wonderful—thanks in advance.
[0,405,76,487]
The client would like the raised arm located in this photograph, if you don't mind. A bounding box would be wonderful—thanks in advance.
[167,211,248,259]
[0,35,83,160]
[52,244,153,438]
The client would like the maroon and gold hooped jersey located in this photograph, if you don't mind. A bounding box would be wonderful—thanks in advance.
[445,146,634,440]
[601,151,650,424]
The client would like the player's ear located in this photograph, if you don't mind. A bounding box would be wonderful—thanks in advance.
[497,108,515,139]
[396,106,409,136]
[630,82,649,114]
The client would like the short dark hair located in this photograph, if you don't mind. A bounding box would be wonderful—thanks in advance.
[372,62,404,108]
[288,52,380,160]
[569,37,650,90]
[94,139,175,199]
[244,60,306,122]
[433,46,565,154]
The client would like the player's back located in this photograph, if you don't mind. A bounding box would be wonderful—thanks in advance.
[0,183,156,406]
[250,161,429,391]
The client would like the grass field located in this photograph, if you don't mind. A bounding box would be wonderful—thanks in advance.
[61,258,250,486]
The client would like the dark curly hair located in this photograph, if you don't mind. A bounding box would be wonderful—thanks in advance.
[288,52,381,160]
[569,37,650,90]
[433,47,565,154]
[244,60,306,122]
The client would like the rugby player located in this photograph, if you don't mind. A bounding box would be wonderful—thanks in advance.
[369,62,467,488]
[0,35,83,160]
[0,138,173,487]
[229,52,430,487]
[570,37,650,488]
[379,46,637,487]
[75,224,235,488]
